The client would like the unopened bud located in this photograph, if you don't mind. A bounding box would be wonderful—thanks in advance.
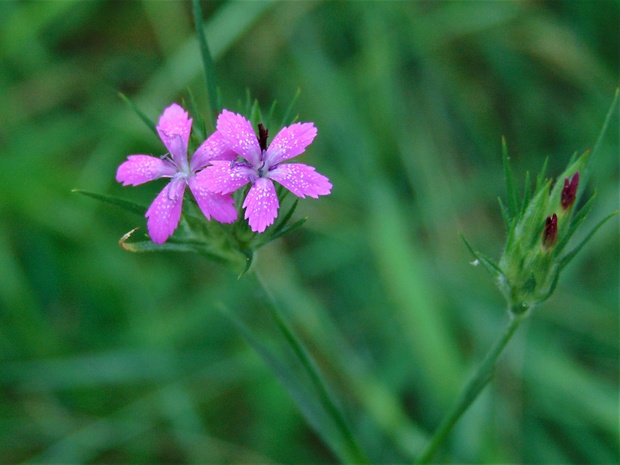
[542,213,558,247]
[561,171,579,209]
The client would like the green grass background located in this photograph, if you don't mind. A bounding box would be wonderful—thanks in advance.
[1,1,618,463]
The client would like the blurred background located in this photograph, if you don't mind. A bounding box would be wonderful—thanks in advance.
[1,1,618,463]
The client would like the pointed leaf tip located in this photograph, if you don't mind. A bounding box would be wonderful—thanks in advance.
[119,228,141,251]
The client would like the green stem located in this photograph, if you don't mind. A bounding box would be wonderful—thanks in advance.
[248,270,370,465]
[414,313,525,464]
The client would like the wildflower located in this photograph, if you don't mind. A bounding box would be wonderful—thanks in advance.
[561,171,579,209]
[197,110,332,233]
[116,103,238,244]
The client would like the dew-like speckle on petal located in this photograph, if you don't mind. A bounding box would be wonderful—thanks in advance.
[266,122,317,165]
[116,155,176,186]
[217,110,261,165]
[188,176,237,223]
[268,163,332,198]
[145,181,185,244]
[242,178,279,233]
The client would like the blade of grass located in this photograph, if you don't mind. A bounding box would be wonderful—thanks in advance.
[192,0,219,120]
[118,93,157,136]
[248,270,371,465]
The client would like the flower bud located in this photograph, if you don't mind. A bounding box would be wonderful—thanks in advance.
[542,213,558,248]
[462,146,614,318]
[561,171,579,209]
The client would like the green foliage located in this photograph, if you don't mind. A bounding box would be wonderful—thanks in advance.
[1,1,618,463]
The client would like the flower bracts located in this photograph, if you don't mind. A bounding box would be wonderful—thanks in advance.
[463,142,615,317]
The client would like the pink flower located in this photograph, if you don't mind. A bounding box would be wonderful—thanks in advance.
[116,103,238,244]
[196,110,332,233]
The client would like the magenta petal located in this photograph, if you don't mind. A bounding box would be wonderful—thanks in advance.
[187,176,237,223]
[216,110,261,166]
[242,178,279,233]
[266,122,317,165]
[191,131,237,171]
[268,163,332,198]
[145,178,186,244]
[156,103,192,166]
[116,155,176,186]
[194,160,251,194]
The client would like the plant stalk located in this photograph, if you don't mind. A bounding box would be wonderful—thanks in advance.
[414,313,525,464]
[248,270,370,465]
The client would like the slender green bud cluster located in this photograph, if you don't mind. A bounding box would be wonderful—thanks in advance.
[463,142,616,318]
[496,148,589,316]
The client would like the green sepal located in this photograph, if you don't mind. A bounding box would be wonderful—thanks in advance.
[118,93,157,137]
[553,191,597,257]
[539,266,561,304]
[520,170,531,217]
[72,189,147,217]
[560,210,620,270]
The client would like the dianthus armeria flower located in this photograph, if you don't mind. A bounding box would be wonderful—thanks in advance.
[116,103,238,244]
[195,110,332,233]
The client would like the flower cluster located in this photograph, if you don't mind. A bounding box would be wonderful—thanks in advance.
[463,143,612,317]
[116,103,332,243]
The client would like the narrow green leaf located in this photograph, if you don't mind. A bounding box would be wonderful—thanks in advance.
[184,88,207,138]
[459,233,505,278]
[520,170,531,217]
[118,93,157,136]
[236,254,253,279]
[588,88,619,173]
[73,189,146,216]
[250,99,262,126]
[272,198,299,233]
[192,0,219,116]
[535,156,549,191]
[560,210,619,270]
[497,196,511,232]
[267,99,278,126]
[280,87,302,127]
[539,266,561,303]
[270,217,308,242]
[218,303,350,462]
[502,137,519,220]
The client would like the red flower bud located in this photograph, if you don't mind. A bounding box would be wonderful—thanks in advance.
[257,123,269,152]
[561,171,579,209]
[542,213,558,247]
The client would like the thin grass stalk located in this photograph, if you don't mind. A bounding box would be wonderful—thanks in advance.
[414,313,525,464]
[248,270,370,465]
[192,0,219,121]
